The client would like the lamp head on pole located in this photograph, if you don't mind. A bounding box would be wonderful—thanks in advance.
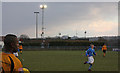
[85,31,87,34]
[40,5,47,9]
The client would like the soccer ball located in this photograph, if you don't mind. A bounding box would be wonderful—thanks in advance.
[23,68,30,73]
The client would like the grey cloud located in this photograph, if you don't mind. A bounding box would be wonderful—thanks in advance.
[2,2,118,37]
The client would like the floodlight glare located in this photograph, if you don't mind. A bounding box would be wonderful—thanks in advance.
[44,5,47,8]
[40,5,47,9]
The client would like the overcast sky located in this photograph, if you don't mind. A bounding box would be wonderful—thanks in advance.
[2,2,118,38]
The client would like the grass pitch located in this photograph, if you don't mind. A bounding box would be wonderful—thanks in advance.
[19,50,118,71]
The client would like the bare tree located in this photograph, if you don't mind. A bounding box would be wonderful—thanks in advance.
[19,34,30,40]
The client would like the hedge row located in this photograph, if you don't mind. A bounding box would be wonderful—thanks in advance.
[22,41,104,46]
[49,41,104,46]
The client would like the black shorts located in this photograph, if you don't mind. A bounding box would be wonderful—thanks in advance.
[103,50,106,53]
[19,49,22,51]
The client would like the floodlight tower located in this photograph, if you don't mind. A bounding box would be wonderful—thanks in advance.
[40,4,47,48]
[34,12,39,38]
[40,4,47,39]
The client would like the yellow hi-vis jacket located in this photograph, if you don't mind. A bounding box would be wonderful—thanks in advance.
[19,45,23,50]
[2,52,23,73]
[102,45,107,51]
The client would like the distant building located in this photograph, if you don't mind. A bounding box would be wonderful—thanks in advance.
[71,36,78,40]
[0,36,4,41]
[0,41,4,48]
[62,35,69,39]
[0,36,4,48]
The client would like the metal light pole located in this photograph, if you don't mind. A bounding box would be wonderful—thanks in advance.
[76,30,78,37]
[34,12,39,38]
[40,4,47,39]
[40,4,47,48]
[84,31,87,38]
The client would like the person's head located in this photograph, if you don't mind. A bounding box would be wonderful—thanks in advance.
[3,34,19,53]
[90,44,94,49]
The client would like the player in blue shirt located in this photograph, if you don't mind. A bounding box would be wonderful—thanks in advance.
[84,44,97,71]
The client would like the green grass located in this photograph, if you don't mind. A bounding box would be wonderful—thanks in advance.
[19,50,118,71]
